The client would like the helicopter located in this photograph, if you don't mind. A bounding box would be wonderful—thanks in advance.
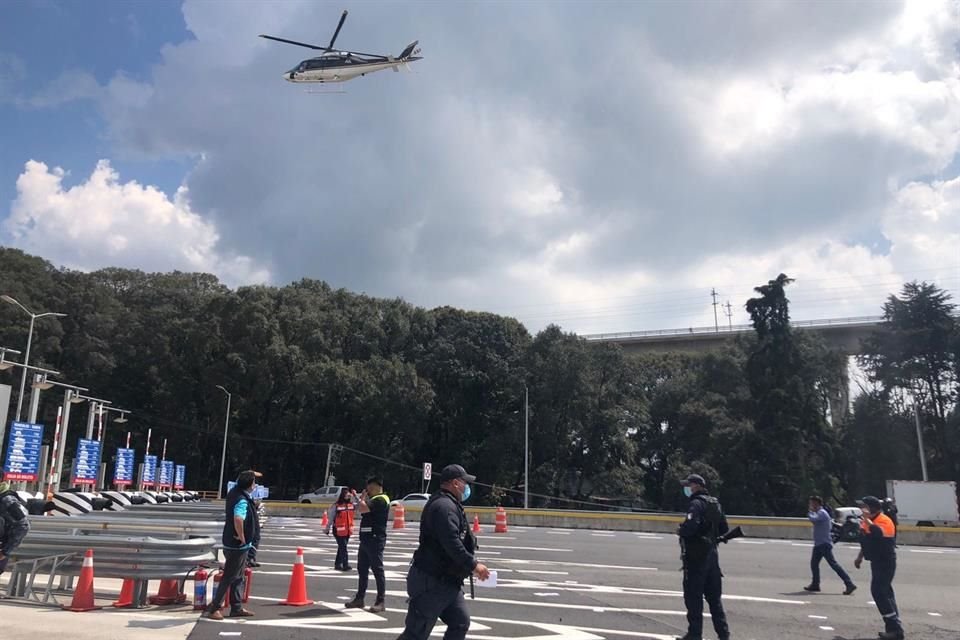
[260,10,422,84]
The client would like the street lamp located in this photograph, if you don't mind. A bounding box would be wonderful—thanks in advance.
[216,385,232,500]
[2,295,67,422]
[524,384,529,510]
[0,346,21,371]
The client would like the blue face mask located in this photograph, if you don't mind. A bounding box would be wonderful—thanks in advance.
[683,486,693,498]
[462,484,472,502]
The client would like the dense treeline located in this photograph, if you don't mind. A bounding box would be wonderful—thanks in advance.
[0,248,956,515]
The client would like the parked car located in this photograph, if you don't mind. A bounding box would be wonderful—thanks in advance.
[390,493,430,508]
[298,485,349,504]
[831,506,863,543]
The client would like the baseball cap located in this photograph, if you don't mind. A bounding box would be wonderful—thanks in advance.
[440,464,476,483]
[681,474,706,487]
[857,496,883,510]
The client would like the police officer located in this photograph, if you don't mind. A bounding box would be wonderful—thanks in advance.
[0,481,30,579]
[676,474,730,640]
[203,470,257,620]
[397,464,490,640]
[854,496,903,640]
[346,477,390,612]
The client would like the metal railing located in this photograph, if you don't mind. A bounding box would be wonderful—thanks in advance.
[583,315,885,341]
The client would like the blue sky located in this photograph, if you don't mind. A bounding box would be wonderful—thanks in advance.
[0,1,190,204]
[1,1,958,334]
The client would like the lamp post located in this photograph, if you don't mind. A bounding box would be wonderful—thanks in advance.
[524,384,529,510]
[216,385,232,499]
[36,380,88,494]
[1,295,66,423]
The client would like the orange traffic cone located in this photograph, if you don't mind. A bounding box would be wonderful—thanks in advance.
[472,515,481,533]
[149,578,186,605]
[112,578,136,608]
[393,503,406,529]
[64,549,101,612]
[495,506,508,533]
[279,547,314,606]
[321,510,329,528]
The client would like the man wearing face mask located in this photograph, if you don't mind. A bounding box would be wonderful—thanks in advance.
[676,474,730,640]
[396,464,490,640]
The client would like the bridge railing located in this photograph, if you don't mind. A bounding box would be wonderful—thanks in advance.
[583,315,884,341]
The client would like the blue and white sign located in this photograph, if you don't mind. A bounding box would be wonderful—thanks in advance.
[114,447,135,486]
[73,438,101,485]
[142,454,158,487]
[174,464,186,490]
[159,460,174,488]
[227,480,269,500]
[3,421,44,482]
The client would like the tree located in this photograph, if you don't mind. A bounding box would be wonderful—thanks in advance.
[744,274,840,515]
[860,282,959,483]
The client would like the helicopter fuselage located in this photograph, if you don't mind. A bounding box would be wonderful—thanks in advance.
[285,54,421,83]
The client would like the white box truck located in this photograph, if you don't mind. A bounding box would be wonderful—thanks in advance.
[885,480,959,526]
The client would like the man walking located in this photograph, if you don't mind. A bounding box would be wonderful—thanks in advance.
[203,470,257,620]
[676,474,730,640]
[804,495,856,595]
[0,481,30,580]
[854,496,904,640]
[397,464,490,640]
[346,476,390,612]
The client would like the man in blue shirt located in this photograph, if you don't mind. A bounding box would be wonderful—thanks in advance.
[804,495,856,595]
[204,470,257,620]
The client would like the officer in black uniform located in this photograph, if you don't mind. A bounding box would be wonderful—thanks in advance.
[677,474,730,640]
[396,464,490,640]
[0,481,30,579]
[346,476,391,613]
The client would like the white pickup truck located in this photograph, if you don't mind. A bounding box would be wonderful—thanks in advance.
[886,480,959,526]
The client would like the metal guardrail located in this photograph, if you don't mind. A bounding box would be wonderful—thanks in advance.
[583,315,885,341]
[28,513,222,539]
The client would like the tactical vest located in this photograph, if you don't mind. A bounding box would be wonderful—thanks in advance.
[359,493,390,538]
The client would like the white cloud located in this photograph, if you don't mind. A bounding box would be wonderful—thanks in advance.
[3,160,270,285]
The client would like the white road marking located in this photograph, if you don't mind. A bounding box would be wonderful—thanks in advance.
[910,549,945,554]
[792,543,814,547]
[808,615,828,620]
[591,533,616,537]
[534,592,560,596]
[735,540,765,545]
[819,626,834,631]
[548,531,572,535]
[218,633,242,637]
[518,570,570,575]
[928,612,943,616]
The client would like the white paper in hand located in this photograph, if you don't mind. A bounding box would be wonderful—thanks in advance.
[475,570,497,588]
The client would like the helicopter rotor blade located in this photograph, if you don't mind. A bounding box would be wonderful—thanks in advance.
[259,34,329,51]
[327,10,348,50]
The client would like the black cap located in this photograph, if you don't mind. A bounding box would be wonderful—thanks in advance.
[440,464,476,483]
[681,473,706,487]
[857,496,882,510]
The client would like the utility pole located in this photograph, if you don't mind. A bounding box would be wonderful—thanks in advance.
[524,385,529,510]
[711,288,720,333]
[913,396,929,481]
[724,301,733,330]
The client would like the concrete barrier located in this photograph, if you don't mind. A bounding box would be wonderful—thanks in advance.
[262,501,960,548]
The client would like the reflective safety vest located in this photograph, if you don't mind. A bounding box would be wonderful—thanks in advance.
[335,502,355,537]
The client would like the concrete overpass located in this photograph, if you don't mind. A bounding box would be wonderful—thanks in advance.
[582,315,884,356]
[584,316,886,423]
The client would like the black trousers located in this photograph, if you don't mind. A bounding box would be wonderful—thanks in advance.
[0,524,29,575]
[810,543,854,587]
[683,549,729,639]
[335,534,351,569]
[207,548,247,613]
[870,558,902,632]
[356,535,386,601]
[399,565,470,640]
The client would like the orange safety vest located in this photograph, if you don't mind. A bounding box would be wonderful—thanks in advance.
[334,502,355,537]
